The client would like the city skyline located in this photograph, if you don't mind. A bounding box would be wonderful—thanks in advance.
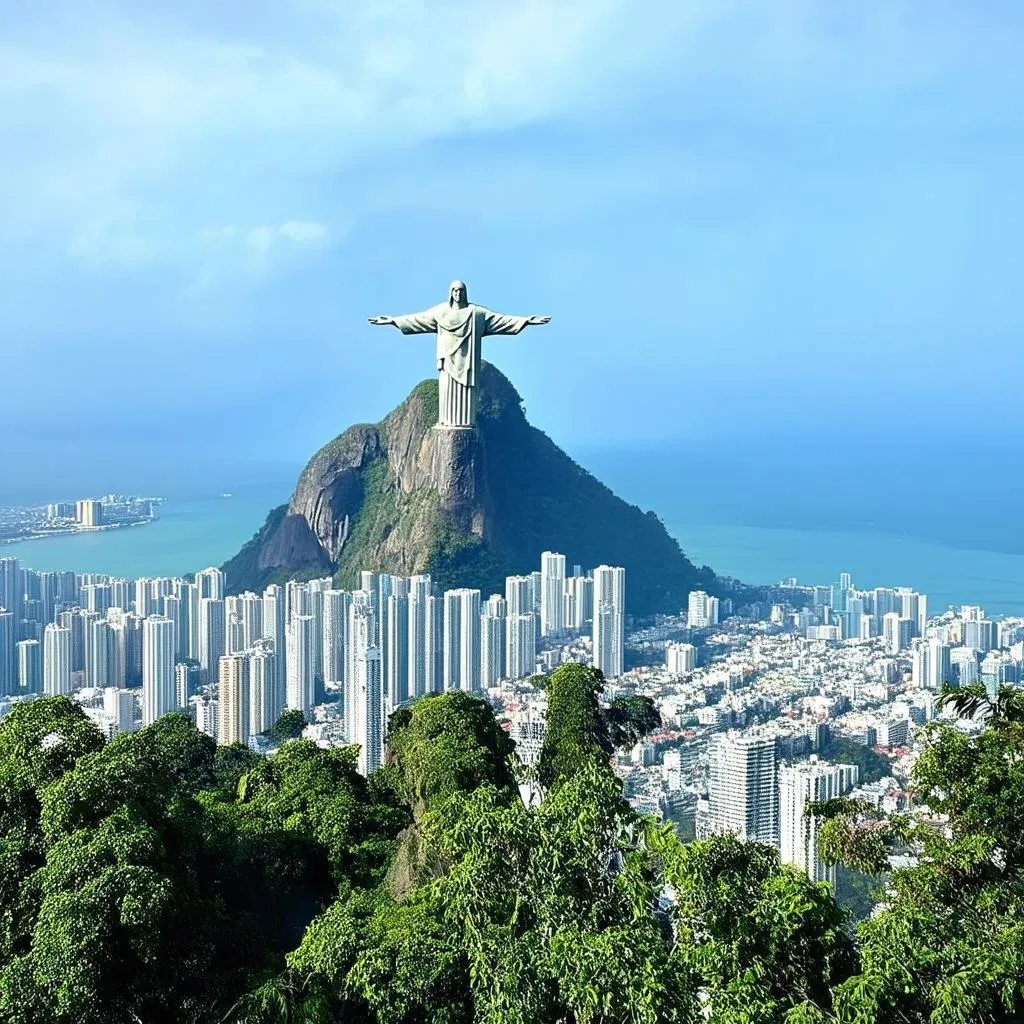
[3,542,1024,900]
[0,549,628,776]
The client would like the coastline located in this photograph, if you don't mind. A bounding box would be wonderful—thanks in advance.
[0,516,158,546]
[1,478,1021,618]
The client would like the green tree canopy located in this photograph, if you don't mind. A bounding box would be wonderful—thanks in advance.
[816,683,1024,1023]
[820,735,893,785]
[537,662,611,790]
[606,694,663,749]
[384,691,517,820]
[4,680,1023,1024]
[265,708,307,743]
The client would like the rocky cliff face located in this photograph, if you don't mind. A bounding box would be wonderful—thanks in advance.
[223,364,720,615]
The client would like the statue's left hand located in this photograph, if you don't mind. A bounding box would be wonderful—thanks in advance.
[527,315,551,326]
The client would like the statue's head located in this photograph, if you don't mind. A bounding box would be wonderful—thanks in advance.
[448,280,468,308]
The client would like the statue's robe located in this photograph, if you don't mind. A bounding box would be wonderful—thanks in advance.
[390,303,531,427]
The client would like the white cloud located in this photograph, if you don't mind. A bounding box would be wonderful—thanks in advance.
[279,220,329,245]
[0,0,1007,275]
[0,0,728,270]
[179,219,334,287]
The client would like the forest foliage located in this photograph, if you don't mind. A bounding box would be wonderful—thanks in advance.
[1,674,1022,1023]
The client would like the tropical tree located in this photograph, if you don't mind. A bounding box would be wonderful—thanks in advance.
[816,682,1024,1023]
[651,829,857,1023]
[537,662,611,790]
[384,691,517,820]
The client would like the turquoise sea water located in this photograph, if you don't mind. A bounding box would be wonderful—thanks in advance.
[3,450,1023,617]
[1,493,279,579]
[666,521,1024,617]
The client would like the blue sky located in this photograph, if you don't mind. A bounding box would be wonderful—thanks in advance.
[2,0,1023,487]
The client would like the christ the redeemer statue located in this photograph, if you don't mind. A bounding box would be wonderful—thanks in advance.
[369,281,550,428]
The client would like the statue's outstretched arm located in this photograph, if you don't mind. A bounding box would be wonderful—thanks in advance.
[369,310,438,334]
[482,311,551,336]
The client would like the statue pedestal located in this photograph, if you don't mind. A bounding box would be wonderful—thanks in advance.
[425,425,488,538]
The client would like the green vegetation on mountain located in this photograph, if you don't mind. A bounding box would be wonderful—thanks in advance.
[222,363,726,615]
[3,677,1023,1022]
[820,735,894,784]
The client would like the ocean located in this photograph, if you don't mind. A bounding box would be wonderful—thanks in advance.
[3,445,1022,617]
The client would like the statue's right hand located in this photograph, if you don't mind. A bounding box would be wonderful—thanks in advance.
[368,315,394,326]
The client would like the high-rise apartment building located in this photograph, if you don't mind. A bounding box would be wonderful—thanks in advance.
[75,499,103,527]
[322,589,350,684]
[43,623,72,695]
[194,696,219,739]
[86,618,111,688]
[346,596,375,703]
[687,590,719,630]
[162,594,188,662]
[506,613,537,681]
[540,551,566,637]
[564,575,593,630]
[262,584,286,682]
[175,662,194,709]
[926,638,951,690]
[897,588,927,638]
[592,566,625,679]
[443,588,481,693]
[248,644,281,736]
[287,580,311,622]
[424,594,442,694]
[480,595,506,688]
[106,613,128,689]
[528,571,543,617]
[217,654,249,746]
[407,575,434,699]
[104,687,138,735]
[16,639,42,694]
[505,575,532,618]
[195,566,225,601]
[0,610,16,695]
[134,578,155,619]
[0,557,19,616]
[83,583,112,615]
[351,648,383,776]
[180,581,200,662]
[779,757,859,884]
[286,613,316,716]
[38,571,59,625]
[142,616,176,726]
[386,591,409,710]
[882,612,914,654]
[234,592,264,651]
[198,597,226,684]
[226,612,246,656]
[951,646,980,686]
[704,732,779,845]
[308,577,333,683]
[963,618,996,653]
[666,641,696,675]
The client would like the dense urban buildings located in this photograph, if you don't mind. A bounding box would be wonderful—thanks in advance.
[0,551,625,777]
[4,551,1023,893]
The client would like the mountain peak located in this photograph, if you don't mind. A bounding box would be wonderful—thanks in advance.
[223,363,719,614]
